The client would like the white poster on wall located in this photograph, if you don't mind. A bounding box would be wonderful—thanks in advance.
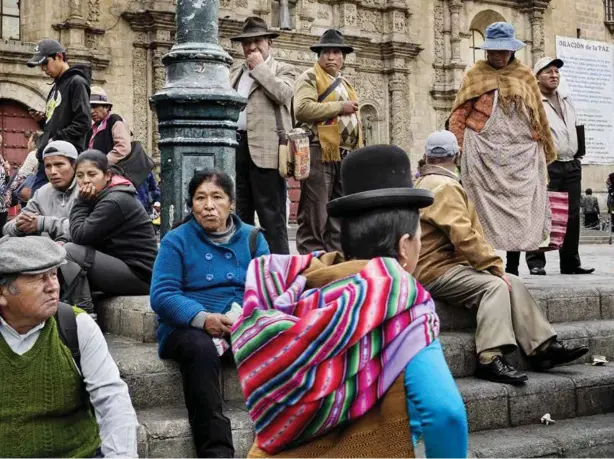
[555,36,614,165]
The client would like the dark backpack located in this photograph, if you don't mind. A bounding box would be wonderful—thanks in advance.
[55,302,82,374]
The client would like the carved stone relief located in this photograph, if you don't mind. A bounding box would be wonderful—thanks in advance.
[339,3,358,28]
[317,6,330,20]
[132,46,149,147]
[353,72,386,103]
[357,9,382,33]
[530,10,545,64]
[360,104,382,145]
[236,0,248,7]
[87,0,100,24]
[433,0,445,73]
[389,74,409,150]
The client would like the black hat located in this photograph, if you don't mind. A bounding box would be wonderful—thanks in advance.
[230,17,280,42]
[27,39,66,67]
[327,145,434,218]
[310,29,354,54]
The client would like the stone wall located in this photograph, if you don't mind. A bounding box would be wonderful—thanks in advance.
[1,0,613,194]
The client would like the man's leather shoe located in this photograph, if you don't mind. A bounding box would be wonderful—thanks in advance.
[560,267,595,274]
[529,340,589,371]
[475,356,528,385]
[530,267,546,275]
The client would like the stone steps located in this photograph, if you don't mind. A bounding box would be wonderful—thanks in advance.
[98,288,614,457]
[97,285,614,341]
[136,403,253,458]
[466,412,614,458]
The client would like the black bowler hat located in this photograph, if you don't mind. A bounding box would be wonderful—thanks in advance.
[327,145,434,218]
[310,29,354,54]
[230,17,280,42]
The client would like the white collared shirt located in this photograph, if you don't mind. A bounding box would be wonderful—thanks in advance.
[236,55,272,131]
[0,314,138,458]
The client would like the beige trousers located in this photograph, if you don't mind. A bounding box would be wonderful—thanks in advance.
[425,265,556,356]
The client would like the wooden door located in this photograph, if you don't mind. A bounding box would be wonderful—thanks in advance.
[0,99,40,173]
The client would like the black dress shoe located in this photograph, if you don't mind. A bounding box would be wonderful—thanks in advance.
[530,267,547,275]
[560,267,595,274]
[529,340,589,371]
[475,355,528,385]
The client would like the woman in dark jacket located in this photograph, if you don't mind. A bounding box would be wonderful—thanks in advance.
[61,149,157,313]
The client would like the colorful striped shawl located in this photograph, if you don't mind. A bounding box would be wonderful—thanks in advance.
[231,253,440,454]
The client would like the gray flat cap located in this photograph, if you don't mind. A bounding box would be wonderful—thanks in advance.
[0,235,66,275]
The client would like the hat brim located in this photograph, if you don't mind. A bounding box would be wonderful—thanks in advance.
[19,259,67,275]
[90,101,113,107]
[230,31,280,42]
[27,54,47,68]
[478,38,526,52]
[536,58,564,74]
[310,44,354,54]
[327,188,434,218]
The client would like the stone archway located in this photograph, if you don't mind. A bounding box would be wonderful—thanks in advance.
[0,80,46,113]
[469,9,506,34]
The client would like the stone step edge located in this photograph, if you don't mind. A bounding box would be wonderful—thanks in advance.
[98,283,614,342]
[136,404,614,459]
[465,411,614,458]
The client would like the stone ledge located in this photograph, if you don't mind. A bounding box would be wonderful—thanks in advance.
[137,403,253,458]
[458,363,614,433]
[441,319,614,378]
[467,412,614,458]
[99,285,614,342]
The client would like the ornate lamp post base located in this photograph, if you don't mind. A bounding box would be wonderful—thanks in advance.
[151,0,246,235]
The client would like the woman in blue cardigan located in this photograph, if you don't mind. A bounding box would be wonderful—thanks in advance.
[150,169,269,458]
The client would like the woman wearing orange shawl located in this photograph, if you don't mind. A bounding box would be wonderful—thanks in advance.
[448,22,556,276]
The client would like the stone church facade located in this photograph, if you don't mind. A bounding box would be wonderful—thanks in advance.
[0,0,613,192]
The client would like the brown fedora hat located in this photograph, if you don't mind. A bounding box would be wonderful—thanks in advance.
[231,17,280,42]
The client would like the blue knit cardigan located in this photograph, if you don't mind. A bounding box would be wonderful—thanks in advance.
[150,215,270,353]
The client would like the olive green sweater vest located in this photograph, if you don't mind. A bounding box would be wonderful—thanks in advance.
[0,314,101,457]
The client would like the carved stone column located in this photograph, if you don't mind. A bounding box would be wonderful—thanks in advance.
[530,9,545,64]
[449,0,462,63]
[389,74,410,150]
[339,3,360,36]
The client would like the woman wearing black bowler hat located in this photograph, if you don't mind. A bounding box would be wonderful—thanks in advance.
[235,145,468,458]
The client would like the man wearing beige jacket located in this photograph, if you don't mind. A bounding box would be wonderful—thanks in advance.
[230,17,295,254]
[415,130,587,386]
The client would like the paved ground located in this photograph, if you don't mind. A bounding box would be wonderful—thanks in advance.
[290,237,614,287]
[498,245,614,287]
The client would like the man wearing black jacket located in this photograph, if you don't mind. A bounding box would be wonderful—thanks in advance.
[27,39,91,194]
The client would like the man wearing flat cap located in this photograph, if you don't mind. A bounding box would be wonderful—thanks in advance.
[3,140,78,242]
[523,57,594,276]
[414,130,588,386]
[0,235,138,457]
[230,17,296,255]
[27,38,92,195]
[294,29,363,255]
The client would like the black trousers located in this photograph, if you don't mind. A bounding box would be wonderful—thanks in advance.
[0,212,7,232]
[162,328,234,458]
[584,212,599,229]
[508,160,582,272]
[235,131,289,254]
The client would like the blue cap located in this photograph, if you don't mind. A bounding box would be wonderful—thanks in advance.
[425,130,459,158]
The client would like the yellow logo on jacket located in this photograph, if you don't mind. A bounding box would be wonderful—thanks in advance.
[46,90,62,122]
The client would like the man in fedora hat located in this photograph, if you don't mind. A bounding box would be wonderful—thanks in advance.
[87,86,132,165]
[414,130,588,385]
[230,17,296,255]
[0,235,138,457]
[27,39,92,195]
[294,29,363,254]
[523,57,594,276]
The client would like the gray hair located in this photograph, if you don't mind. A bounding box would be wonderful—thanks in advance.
[0,274,19,295]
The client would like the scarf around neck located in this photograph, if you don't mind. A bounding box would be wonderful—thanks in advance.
[452,58,556,164]
[313,63,362,162]
[231,252,439,454]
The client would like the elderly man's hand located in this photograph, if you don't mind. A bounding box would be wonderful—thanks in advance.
[204,313,234,338]
[15,212,38,234]
[246,50,264,70]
